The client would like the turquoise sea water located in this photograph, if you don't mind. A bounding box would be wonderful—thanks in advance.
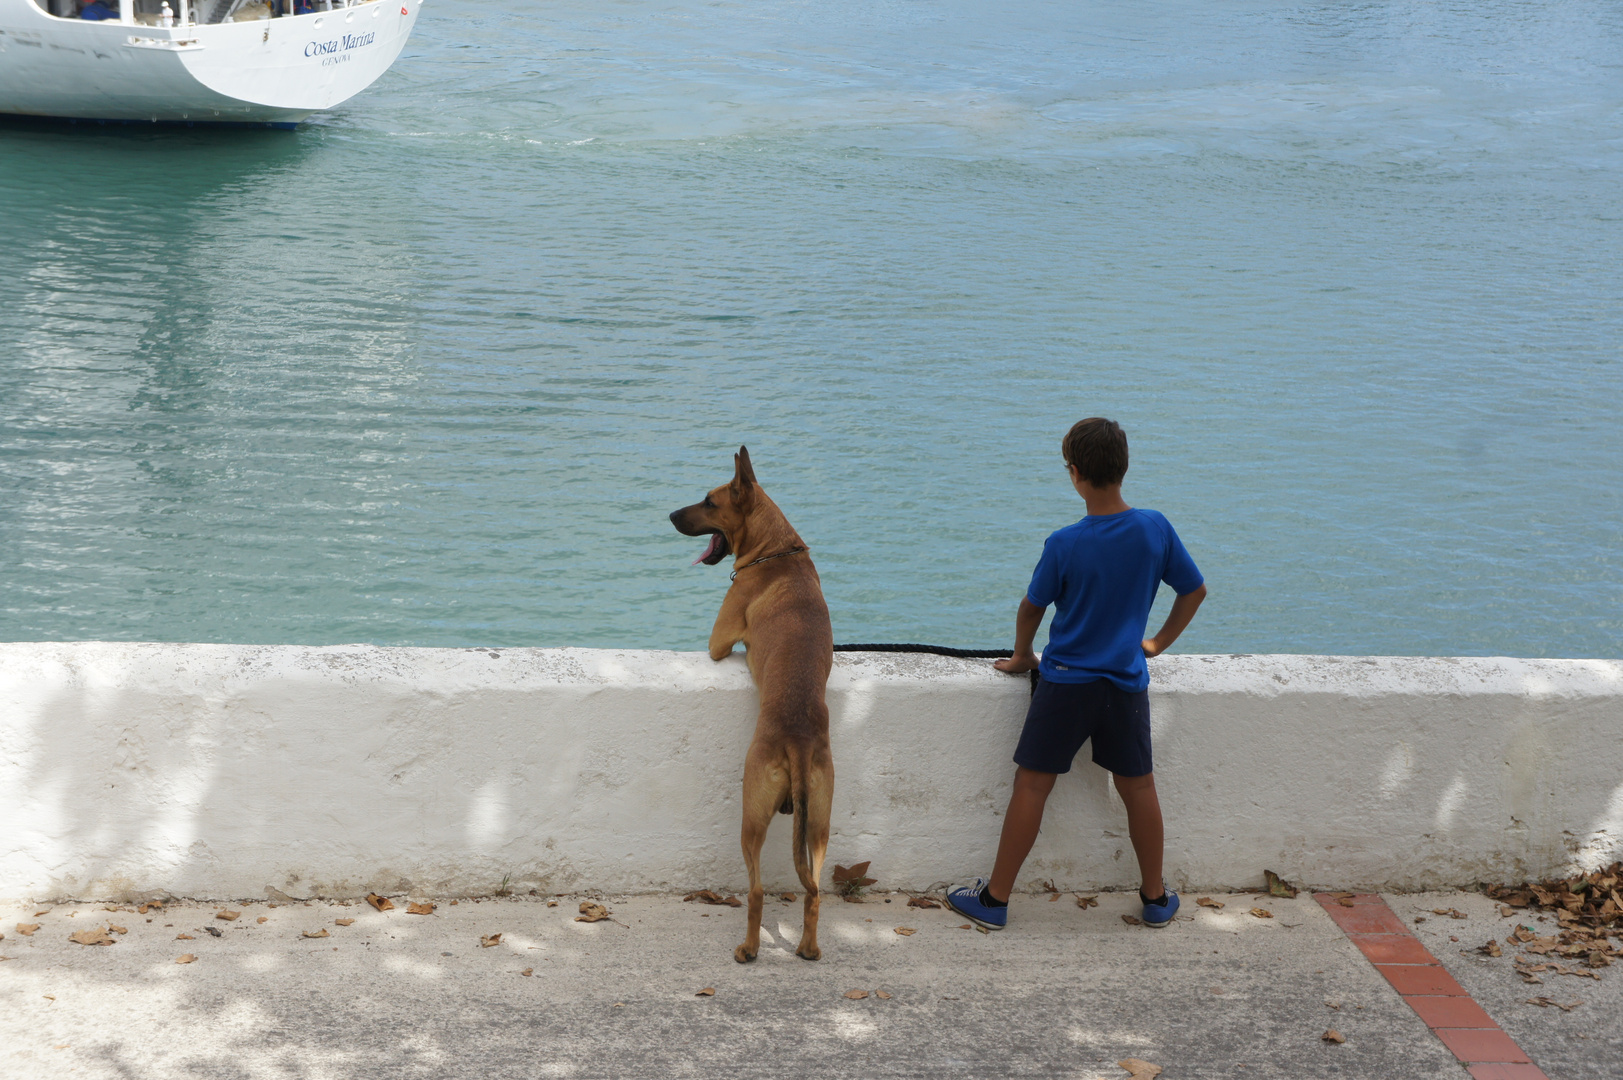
[1,0,1620,657]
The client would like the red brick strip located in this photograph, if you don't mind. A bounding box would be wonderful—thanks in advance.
[1314,893,1548,1080]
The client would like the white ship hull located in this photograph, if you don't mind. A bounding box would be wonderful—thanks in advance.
[0,0,418,126]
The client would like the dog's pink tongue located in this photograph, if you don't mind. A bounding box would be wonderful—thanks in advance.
[692,533,723,566]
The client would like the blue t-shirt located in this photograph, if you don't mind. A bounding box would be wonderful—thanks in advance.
[1026,508,1203,692]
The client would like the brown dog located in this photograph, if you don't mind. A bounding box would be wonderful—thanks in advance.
[670,446,834,963]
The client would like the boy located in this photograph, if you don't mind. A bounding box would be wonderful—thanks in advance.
[947,418,1206,930]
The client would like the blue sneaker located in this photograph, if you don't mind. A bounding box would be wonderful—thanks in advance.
[946,878,1007,930]
[1141,890,1180,928]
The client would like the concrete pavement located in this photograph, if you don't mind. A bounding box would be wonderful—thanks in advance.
[1,889,1614,1079]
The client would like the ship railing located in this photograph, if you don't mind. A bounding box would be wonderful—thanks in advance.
[107,0,377,28]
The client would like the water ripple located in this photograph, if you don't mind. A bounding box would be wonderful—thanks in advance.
[0,0,1618,656]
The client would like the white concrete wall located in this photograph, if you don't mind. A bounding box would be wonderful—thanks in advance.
[1,643,1619,902]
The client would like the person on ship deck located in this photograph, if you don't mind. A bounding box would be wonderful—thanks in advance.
[78,0,118,18]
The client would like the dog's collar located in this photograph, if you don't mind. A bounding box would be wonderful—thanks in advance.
[730,545,809,581]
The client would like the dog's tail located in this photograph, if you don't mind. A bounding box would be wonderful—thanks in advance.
[787,742,816,895]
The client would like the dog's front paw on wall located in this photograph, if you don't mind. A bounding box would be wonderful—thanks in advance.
[734,943,758,964]
[796,944,821,962]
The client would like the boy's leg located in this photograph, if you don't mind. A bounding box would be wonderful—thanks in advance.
[948,678,1083,928]
[1112,771,1164,901]
[986,766,1058,902]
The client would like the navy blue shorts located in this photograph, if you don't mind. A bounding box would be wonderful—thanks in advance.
[1013,676,1153,777]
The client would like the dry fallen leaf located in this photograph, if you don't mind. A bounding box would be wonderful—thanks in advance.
[1514,954,1604,985]
[1478,940,1503,958]
[365,893,395,912]
[1586,952,1610,969]
[956,923,972,930]
[893,927,917,936]
[907,896,941,909]
[407,903,436,916]
[1525,997,1580,1011]
[833,862,877,888]
[781,893,797,902]
[875,990,892,999]
[1076,895,1099,909]
[175,954,197,964]
[1322,1029,1346,1044]
[576,903,612,923]
[68,928,115,946]
[1250,908,1274,919]
[520,968,534,977]
[844,989,869,999]
[17,924,40,936]
[1338,897,1357,908]
[1196,897,1224,910]
[138,902,164,914]
[480,934,502,948]
[1118,1058,1163,1079]
[107,925,127,935]
[546,900,558,907]
[696,987,715,997]
[216,910,240,922]
[303,929,330,939]
[683,890,742,907]
[1121,914,1142,926]
[175,934,195,940]
[1264,870,1299,899]
[1550,964,1598,980]
[334,918,354,927]
[1433,908,1468,920]
[205,927,223,938]
[256,917,268,925]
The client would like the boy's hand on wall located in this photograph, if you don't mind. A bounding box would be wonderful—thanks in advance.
[994,651,1040,674]
[1000,598,1045,674]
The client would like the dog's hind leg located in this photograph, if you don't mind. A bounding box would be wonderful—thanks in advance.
[793,751,834,961]
[735,747,787,964]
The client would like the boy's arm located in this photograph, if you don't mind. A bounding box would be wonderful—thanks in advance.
[1142,582,1207,658]
[993,597,1046,674]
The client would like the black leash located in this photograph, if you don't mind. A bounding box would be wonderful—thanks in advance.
[833,643,1013,659]
[832,642,1037,694]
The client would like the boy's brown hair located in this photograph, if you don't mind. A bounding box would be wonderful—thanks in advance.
[1062,418,1129,488]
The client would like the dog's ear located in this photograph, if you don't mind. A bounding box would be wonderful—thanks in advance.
[730,446,757,502]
